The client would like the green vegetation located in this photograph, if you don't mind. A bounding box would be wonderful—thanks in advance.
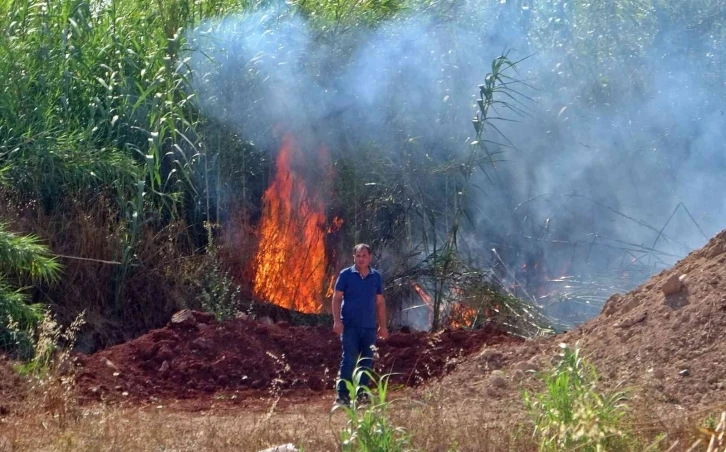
[333,364,411,452]
[0,1,724,450]
[14,310,84,377]
[0,0,244,348]
[0,0,723,351]
[524,342,630,452]
[196,246,242,321]
[0,223,61,357]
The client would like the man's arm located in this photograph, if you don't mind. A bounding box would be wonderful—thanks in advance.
[332,290,344,335]
[376,294,388,339]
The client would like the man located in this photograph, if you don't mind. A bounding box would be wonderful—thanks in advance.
[332,243,389,406]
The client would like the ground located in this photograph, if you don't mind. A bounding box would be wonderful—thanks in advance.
[1,230,726,451]
[71,311,520,409]
[0,355,26,416]
[438,230,726,418]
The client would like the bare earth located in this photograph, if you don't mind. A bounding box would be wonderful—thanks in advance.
[1,230,726,450]
[435,229,726,431]
[71,310,519,409]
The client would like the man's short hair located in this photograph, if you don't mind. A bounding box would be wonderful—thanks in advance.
[353,243,372,254]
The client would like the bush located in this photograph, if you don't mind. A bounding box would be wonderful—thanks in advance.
[196,247,242,321]
[524,342,629,452]
[333,363,411,452]
[0,222,60,357]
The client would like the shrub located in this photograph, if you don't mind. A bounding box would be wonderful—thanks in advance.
[196,247,242,321]
[0,222,61,357]
[524,342,629,452]
[333,363,411,452]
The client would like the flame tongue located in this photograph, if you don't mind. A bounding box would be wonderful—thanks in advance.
[411,282,477,329]
[253,134,326,313]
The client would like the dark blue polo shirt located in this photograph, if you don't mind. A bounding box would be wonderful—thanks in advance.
[335,265,383,328]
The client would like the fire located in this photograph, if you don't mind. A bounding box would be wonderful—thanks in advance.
[411,282,434,325]
[252,134,328,313]
[448,303,478,329]
[328,216,344,233]
[410,282,477,329]
[325,274,336,298]
[411,282,433,306]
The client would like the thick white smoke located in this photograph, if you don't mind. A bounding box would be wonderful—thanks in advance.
[188,1,725,325]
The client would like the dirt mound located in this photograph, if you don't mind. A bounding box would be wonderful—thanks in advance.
[0,355,26,415]
[563,229,726,409]
[73,230,726,411]
[440,229,726,415]
[74,310,519,404]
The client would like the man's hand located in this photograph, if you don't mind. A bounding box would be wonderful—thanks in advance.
[333,321,344,335]
[378,327,389,340]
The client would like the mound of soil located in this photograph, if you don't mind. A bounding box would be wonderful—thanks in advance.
[564,229,726,409]
[440,229,726,414]
[73,230,726,411]
[74,310,519,404]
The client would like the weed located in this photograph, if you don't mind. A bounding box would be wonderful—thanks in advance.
[332,363,411,452]
[0,222,61,357]
[523,342,629,452]
[14,310,84,378]
[197,247,242,321]
[9,310,85,428]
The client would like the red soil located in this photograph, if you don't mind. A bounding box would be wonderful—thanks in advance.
[11,230,726,418]
[439,229,726,415]
[74,311,519,405]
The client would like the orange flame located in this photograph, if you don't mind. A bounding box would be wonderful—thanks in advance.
[325,274,336,298]
[411,282,433,306]
[411,282,434,325]
[328,216,344,233]
[449,303,478,329]
[410,282,478,329]
[252,134,327,313]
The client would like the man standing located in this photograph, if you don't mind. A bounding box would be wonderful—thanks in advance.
[332,243,388,405]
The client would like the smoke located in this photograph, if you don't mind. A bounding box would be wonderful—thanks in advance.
[187,1,726,325]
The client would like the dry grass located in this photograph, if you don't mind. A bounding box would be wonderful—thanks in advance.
[627,403,726,452]
[2,337,725,452]
[1,380,725,452]
[0,191,226,351]
[1,399,341,452]
[0,399,530,452]
[392,391,535,451]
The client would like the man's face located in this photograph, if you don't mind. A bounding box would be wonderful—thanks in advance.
[354,248,372,269]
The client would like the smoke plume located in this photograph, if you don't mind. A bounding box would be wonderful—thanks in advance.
[188,1,726,325]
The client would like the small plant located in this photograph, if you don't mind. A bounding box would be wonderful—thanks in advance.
[15,310,85,378]
[332,362,411,452]
[0,222,61,358]
[13,310,85,427]
[523,342,629,452]
[702,413,719,432]
[197,245,242,321]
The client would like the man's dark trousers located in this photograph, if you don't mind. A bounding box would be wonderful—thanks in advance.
[337,326,377,401]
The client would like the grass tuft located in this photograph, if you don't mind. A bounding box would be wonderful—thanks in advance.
[524,342,631,452]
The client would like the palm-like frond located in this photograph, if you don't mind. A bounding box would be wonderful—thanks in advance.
[0,280,43,329]
[0,223,61,284]
[0,223,60,355]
